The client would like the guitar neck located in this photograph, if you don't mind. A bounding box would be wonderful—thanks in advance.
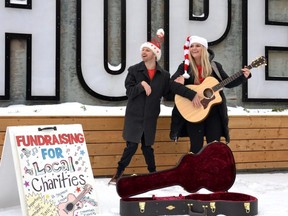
[117,169,177,197]
[213,65,252,92]
[73,190,87,204]
[73,186,90,204]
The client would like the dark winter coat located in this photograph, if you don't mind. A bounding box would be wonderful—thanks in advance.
[169,59,251,144]
[123,61,195,146]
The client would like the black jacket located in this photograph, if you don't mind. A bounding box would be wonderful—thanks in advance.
[123,61,195,146]
[169,52,250,143]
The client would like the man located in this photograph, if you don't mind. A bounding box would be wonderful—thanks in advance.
[109,29,196,184]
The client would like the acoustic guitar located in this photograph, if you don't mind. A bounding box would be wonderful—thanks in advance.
[58,184,93,216]
[175,56,267,123]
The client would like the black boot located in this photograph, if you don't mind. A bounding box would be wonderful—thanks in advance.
[108,170,123,185]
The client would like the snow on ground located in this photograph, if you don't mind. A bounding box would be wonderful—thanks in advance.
[0,172,287,215]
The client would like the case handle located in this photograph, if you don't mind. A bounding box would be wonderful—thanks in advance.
[188,204,208,216]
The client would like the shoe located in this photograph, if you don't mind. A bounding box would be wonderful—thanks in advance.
[169,131,178,142]
[108,171,123,185]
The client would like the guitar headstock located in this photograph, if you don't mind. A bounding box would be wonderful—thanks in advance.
[83,184,93,194]
[249,56,267,69]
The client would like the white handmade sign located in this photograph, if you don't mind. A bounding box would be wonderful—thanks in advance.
[0,124,99,216]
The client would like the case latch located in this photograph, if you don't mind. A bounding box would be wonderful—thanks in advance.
[210,202,216,213]
[244,202,250,213]
[139,202,146,213]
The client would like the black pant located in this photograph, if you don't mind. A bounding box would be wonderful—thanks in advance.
[186,108,223,154]
[117,136,156,175]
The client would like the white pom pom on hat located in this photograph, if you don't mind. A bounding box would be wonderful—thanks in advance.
[183,35,208,79]
[140,28,165,61]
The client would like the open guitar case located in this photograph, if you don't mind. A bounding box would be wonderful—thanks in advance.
[116,142,258,216]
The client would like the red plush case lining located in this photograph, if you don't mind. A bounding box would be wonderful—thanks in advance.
[117,142,236,198]
[122,192,257,202]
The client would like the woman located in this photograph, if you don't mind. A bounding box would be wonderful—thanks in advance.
[170,35,251,154]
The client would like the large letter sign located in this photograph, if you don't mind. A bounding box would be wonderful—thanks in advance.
[78,0,149,100]
[0,0,60,100]
[77,0,231,100]
[2,0,286,102]
[244,0,288,101]
[169,0,230,73]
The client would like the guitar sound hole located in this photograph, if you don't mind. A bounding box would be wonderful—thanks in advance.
[66,203,74,212]
[203,88,213,99]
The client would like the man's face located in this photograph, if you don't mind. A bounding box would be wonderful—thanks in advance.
[141,47,156,62]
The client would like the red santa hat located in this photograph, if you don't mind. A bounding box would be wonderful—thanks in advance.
[183,35,208,79]
[140,28,165,61]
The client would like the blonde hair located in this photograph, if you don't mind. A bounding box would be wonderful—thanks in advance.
[188,47,212,84]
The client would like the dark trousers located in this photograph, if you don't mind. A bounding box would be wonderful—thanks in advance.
[186,108,223,154]
[117,136,156,175]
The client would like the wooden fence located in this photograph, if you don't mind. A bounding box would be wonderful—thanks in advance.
[0,115,287,177]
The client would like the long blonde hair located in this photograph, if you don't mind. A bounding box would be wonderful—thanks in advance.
[188,47,212,84]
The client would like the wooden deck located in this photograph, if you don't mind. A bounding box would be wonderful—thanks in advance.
[0,115,288,177]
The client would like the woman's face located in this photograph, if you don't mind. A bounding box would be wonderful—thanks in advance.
[189,43,203,60]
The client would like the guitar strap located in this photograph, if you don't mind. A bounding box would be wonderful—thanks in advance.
[211,61,222,81]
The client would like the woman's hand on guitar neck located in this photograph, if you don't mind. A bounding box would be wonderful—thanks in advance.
[241,67,251,78]
[192,94,202,108]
